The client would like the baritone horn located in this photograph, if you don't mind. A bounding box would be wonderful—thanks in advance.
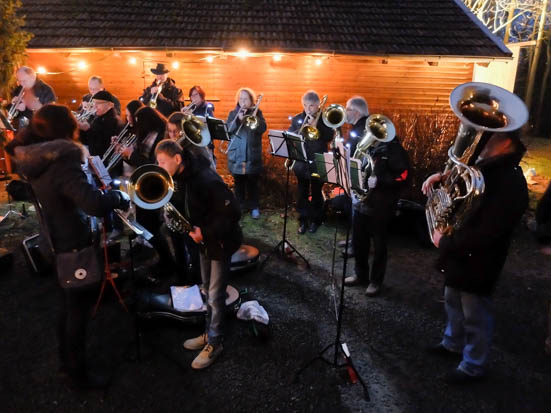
[425,82,528,244]
[178,114,210,147]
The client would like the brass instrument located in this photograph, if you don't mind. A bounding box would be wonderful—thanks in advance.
[321,103,346,130]
[127,164,193,233]
[102,122,129,162]
[149,80,163,109]
[105,128,137,171]
[298,95,328,141]
[177,114,211,147]
[425,82,528,243]
[352,114,396,200]
[242,94,263,130]
[7,88,25,123]
[181,102,197,114]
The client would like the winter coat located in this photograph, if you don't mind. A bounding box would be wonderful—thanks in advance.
[347,116,369,157]
[140,78,182,118]
[12,139,123,253]
[437,151,529,295]
[288,112,334,180]
[170,156,243,260]
[353,137,410,216]
[226,106,266,175]
[10,79,56,124]
[128,125,166,168]
[79,108,124,157]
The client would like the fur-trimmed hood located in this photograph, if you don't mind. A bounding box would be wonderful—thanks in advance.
[13,139,85,179]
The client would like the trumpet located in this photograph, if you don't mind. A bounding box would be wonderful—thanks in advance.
[298,95,328,141]
[7,88,25,123]
[149,80,163,109]
[105,129,137,171]
[102,122,129,162]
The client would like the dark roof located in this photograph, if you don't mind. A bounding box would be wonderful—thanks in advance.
[20,0,510,58]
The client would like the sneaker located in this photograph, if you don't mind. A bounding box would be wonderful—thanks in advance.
[191,343,223,370]
[251,209,260,219]
[344,275,361,286]
[183,333,208,351]
[365,283,381,296]
[444,368,484,385]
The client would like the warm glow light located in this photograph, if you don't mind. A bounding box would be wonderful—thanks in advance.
[206,56,214,63]
[172,61,180,69]
[71,99,77,103]
[129,57,137,65]
[273,54,282,62]
[37,66,47,74]
[77,60,87,70]
[315,58,323,66]
[237,48,249,58]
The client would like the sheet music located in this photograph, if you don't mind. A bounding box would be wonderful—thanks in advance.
[268,130,305,160]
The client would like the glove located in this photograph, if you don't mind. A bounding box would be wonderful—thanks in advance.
[367,176,377,189]
[110,190,130,211]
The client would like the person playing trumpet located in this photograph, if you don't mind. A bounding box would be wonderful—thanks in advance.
[288,90,333,234]
[139,63,182,118]
[226,87,266,219]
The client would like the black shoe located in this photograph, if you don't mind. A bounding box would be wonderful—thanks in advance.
[444,369,484,385]
[297,221,307,235]
[308,222,320,233]
[426,344,462,360]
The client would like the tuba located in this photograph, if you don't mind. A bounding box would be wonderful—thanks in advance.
[425,82,528,243]
[127,164,193,233]
[352,114,396,200]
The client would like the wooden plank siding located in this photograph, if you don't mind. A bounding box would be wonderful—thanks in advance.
[24,50,472,185]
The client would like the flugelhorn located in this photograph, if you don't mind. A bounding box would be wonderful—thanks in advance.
[425,82,529,244]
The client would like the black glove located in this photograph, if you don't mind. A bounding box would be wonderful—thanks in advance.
[107,190,130,211]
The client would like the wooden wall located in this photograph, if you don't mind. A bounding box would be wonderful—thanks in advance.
[24,49,474,176]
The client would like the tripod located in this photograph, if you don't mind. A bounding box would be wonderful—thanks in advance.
[294,145,369,400]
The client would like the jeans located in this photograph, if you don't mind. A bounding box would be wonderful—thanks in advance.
[200,253,230,345]
[233,174,259,210]
[441,286,494,377]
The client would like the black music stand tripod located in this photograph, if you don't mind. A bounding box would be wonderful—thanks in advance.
[293,143,369,400]
[261,130,309,269]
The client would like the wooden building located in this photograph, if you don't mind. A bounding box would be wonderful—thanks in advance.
[18,0,515,180]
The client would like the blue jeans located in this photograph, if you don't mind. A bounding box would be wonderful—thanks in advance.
[200,253,230,345]
[441,286,494,377]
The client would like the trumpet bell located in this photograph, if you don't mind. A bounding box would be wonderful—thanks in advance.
[128,164,174,210]
[322,104,346,129]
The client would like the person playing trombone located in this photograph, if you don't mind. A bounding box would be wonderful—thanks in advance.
[181,86,216,165]
[288,90,333,234]
[226,87,266,219]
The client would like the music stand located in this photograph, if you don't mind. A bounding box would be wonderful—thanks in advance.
[260,130,310,269]
[205,117,230,141]
[294,139,369,400]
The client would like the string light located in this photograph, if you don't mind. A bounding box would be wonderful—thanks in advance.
[206,56,214,63]
[237,48,249,58]
[315,58,323,66]
[77,60,87,70]
[129,57,137,65]
[71,99,77,103]
[37,66,47,74]
[172,61,180,69]
[273,54,282,62]
[288,115,293,120]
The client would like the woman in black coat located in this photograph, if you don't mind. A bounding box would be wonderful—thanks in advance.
[7,104,128,388]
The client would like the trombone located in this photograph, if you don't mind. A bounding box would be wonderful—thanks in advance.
[298,95,328,141]
[222,93,264,154]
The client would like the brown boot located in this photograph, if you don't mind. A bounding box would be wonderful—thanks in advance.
[183,333,208,351]
[191,343,223,370]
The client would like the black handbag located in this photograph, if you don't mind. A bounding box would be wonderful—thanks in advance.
[55,245,103,290]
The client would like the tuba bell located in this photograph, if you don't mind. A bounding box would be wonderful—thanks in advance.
[425,82,529,243]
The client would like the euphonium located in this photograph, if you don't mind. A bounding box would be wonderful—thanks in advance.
[425,82,529,243]
[352,114,396,200]
[127,164,193,233]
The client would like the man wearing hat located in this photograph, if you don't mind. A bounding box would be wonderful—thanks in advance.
[422,131,528,384]
[140,63,182,118]
[79,75,121,119]
[79,90,124,166]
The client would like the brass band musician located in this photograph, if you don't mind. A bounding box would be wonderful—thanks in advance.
[79,76,121,119]
[344,96,370,156]
[139,63,182,118]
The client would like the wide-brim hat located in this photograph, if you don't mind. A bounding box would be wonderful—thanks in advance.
[151,63,169,75]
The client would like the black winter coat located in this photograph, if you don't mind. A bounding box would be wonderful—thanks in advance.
[353,137,410,216]
[10,79,56,123]
[12,139,123,253]
[288,112,334,180]
[437,152,528,295]
[347,116,368,156]
[170,156,243,260]
[80,108,123,157]
[140,78,182,118]
[128,125,166,168]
